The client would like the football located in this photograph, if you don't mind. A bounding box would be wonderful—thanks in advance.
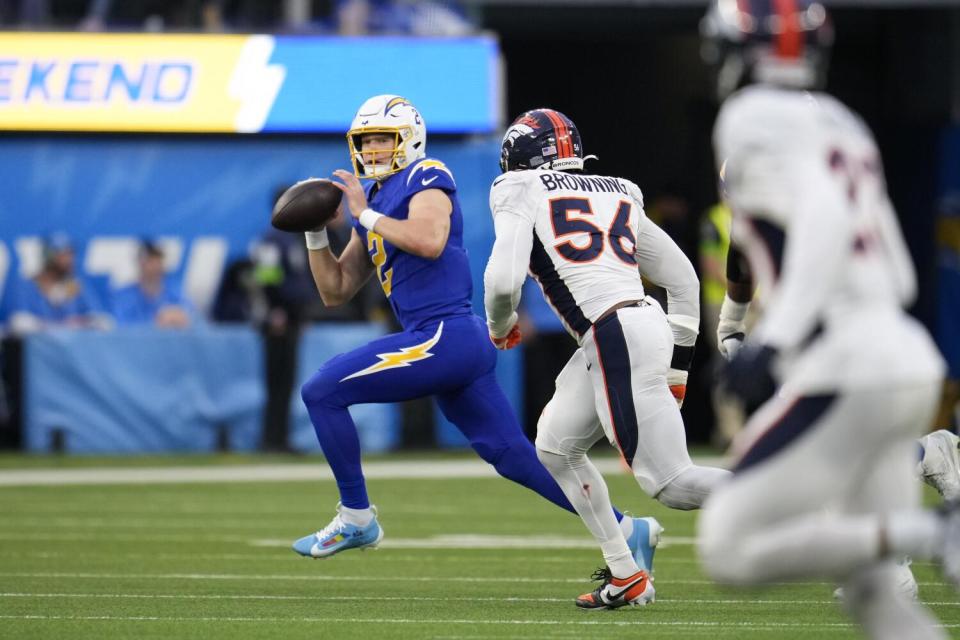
[271,178,343,232]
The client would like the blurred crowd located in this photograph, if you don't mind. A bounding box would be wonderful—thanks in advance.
[0,0,475,34]
[1,222,389,337]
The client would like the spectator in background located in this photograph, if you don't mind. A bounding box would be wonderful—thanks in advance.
[6,234,109,335]
[112,240,193,328]
[336,0,473,36]
[252,228,310,453]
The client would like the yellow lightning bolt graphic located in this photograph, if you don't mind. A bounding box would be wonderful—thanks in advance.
[340,322,444,382]
[406,159,455,186]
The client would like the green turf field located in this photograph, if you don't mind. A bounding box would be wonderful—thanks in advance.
[0,456,957,639]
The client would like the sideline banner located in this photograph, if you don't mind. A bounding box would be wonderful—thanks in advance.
[0,33,500,133]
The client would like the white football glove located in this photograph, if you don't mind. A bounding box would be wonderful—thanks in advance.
[717,294,750,360]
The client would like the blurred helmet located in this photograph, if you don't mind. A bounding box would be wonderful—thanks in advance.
[347,95,426,180]
[500,108,591,173]
[700,0,833,100]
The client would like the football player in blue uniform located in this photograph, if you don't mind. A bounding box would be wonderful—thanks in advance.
[291,95,660,566]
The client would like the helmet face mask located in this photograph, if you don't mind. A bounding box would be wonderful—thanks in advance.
[347,95,426,180]
[700,0,833,100]
[499,108,589,174]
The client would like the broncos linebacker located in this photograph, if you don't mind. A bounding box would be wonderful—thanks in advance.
[291,95,659,569]
[485,108,731,609]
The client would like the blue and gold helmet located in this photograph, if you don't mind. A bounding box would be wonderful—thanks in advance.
[499,108,590,173]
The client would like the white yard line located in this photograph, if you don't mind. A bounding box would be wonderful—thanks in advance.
[0,614,876,629]
[0,457,726,487]
[2,593,959,606]
[7,571,954,587]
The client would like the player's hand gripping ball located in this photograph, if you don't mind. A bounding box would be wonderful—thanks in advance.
[271,179,343,232]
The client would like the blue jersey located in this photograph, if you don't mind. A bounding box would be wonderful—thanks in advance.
[6,277,99,324]
[353,158,474,331]
[112,279,193,325]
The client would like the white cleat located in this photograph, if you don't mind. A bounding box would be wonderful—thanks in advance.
[834,558,918,602]
[919,430,960,501]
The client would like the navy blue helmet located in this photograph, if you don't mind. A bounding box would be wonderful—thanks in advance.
[499,109,589,173]
[701,0,833,99]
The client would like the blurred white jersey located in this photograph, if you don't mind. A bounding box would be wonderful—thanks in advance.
[486,170,698,346]
[714,86,944,391]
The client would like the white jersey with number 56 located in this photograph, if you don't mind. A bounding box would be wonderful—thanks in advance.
[485,169,699,347]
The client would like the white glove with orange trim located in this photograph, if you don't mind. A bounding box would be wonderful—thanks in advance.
[491,324,522,350]
[667,368,688,409]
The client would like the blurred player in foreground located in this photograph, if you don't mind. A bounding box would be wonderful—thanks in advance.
[484,108,730,609]
[291,95,658,568]
[696,2,958,637]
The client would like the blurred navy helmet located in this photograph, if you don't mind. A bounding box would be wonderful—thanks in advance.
[700,0,833,99]
[499,109,593,173]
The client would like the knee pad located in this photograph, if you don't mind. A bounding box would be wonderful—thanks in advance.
[300,366,343,409]
[653,466,730,510]
[656,481,703,511]
[487,437,540,483]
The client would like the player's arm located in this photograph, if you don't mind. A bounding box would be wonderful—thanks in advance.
[716,240,754,359]
[722,158,854,408]
[750,159,853,352]
[635,217,700,406]
[635,217,700,348]
[306,222,375,307]
[483,209,534,348]
[332,169,451,260]
[368,189,451,259]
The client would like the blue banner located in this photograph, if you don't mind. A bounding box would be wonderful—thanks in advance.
[23,324,402,454]
[265,36,501,134]
[0,136,502,318]
[24,326,264,453]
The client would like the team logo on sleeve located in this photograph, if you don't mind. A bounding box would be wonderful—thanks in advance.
[340,322,444,381]
[407,160,455,187]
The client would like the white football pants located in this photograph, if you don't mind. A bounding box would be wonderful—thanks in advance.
[535,303,730,508]
[698,382,945,640]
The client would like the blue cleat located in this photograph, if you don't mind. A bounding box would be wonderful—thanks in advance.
[623,516,663,573]
[292,504,384,559]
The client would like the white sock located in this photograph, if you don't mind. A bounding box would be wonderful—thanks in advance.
[885,511,943,560]
[537,448,639,578]
[340,505,374,527]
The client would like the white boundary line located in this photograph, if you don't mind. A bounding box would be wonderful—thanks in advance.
[0,457,726,487]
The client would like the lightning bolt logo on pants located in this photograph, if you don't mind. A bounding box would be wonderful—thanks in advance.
[339,322,444,382]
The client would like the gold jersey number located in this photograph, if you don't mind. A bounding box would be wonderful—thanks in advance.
[368,231,393,297]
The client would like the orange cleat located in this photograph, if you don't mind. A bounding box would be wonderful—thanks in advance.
[575,566,655,609]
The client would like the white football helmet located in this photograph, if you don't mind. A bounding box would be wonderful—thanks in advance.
[347,95,426,180]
